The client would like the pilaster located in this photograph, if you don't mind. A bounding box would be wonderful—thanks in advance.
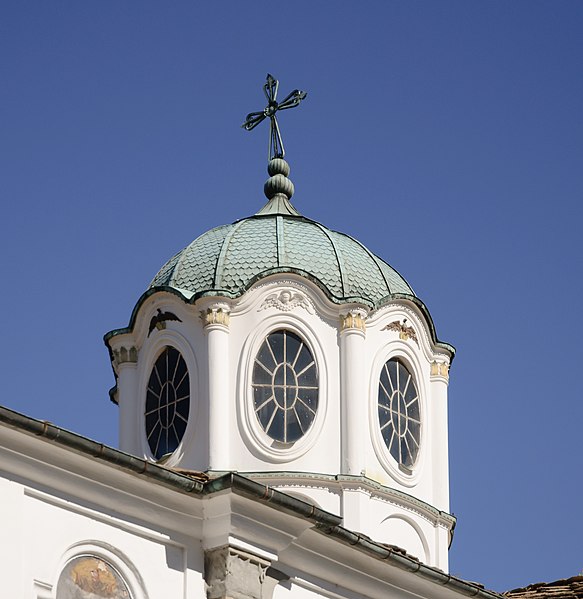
[339,308,367,476]
[202,302,232,471]
[430,360,450,511]
[112,345,139,454]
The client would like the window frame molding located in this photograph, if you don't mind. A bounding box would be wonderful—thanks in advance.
[369,340,427,487]
[238,312,328,463]
[53,541,147,599]
[138,329,199,465]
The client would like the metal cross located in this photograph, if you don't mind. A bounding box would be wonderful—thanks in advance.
[242,74,307,161]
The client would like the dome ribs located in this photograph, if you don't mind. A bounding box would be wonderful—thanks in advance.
[149,215,415,307]
[313,222,347,299]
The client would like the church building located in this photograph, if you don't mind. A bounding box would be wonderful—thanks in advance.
[1,76,503,599]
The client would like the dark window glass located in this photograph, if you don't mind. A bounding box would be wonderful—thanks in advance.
[378,358,420,468]
[252,330,318,443]
[145,346,190,459]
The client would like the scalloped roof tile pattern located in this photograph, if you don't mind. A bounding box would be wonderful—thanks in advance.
[149,215,414,306]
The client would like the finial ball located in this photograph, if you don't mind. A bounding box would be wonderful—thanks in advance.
[267,158,290,178]
[264,174,294,200]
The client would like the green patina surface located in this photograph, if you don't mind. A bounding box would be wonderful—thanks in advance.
[150,214,414,307]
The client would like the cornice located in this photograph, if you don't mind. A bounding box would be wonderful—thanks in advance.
[0,409,500,599]
[244,472,455,528]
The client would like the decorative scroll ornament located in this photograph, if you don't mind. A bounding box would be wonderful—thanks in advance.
[384,319,419,346]
[340,309,367,332]
[201,304,231,328]
[259,289,314,314]
[112,346,138,367]
[242,73,307,161]
[431,361,450,380]
[148,308,182,336]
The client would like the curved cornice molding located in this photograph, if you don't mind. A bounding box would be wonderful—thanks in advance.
[104,283,454,360]
[244,472,456,529]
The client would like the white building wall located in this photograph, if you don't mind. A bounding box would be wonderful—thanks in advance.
[1,472,205,598]
[111,275,453,569]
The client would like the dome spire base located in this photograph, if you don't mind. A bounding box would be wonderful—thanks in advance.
[255,193,300,216]
[256,158,301,216]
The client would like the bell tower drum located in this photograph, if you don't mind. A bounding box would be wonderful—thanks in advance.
[105,74,455,571]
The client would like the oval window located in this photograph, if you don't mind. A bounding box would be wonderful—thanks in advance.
[145,346,190,459]
[252,330,318,444]
[378,358,420,470]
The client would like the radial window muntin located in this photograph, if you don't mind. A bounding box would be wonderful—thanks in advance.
[252,329,319,444]
[145,346,190,459]
[378,358,421,470]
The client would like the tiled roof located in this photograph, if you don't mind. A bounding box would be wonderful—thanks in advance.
[506,576,583,599]
[150,214,414,307]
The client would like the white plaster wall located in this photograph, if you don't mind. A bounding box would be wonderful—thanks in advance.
[363,302,451,511]
[113,292,210,470]
[114,275,452,568]
[341,489,434,564]
[273,574,428,599]
[270,484,341,516]
[1,478,25,597]
[379,516,427,561]
[116,279,450,510]
[227,278,341,474]
[274,581,324,599]
[2,475,205,599]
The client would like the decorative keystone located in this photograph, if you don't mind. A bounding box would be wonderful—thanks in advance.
[340,309,367,333]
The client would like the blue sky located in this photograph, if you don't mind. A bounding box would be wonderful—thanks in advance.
[1,2,582,591]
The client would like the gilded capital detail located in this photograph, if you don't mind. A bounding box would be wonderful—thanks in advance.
[112,346,138,367]
[340,309,367,332]
[430,361,450,380]
[201,304,231,328]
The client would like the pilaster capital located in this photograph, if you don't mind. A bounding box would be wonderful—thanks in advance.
[430,360,450,382]
[204,545,287,599]
[339,308,367,334]
[201,302,231,330]
[112,346,138,368]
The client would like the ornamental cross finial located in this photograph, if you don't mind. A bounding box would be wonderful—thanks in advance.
[242,74,307,161]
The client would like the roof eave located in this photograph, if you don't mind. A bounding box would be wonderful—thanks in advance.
[0,404,499,599]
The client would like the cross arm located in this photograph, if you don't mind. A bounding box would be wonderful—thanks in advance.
[242,111,267,131]
[277,89,307,111]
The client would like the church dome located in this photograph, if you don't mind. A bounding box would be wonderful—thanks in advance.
[150,159,414,308]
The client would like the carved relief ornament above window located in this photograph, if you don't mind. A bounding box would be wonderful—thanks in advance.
[259,289,314,314]
[383,319,419,347]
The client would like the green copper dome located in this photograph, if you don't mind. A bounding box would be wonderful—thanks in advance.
[150,158,414,308]
[150,220,414,308]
